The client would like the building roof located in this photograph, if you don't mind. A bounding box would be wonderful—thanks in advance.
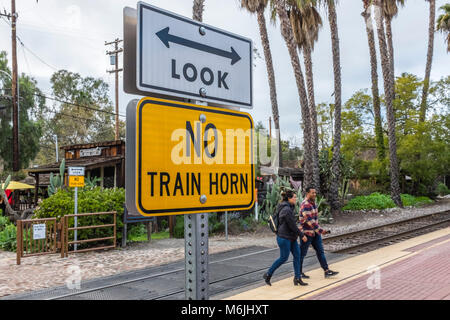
[60,140,124,151]
[27,155,124,175]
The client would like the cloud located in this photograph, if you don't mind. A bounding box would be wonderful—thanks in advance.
[0,0,447,145]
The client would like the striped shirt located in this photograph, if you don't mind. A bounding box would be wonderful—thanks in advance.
[299,198,325,237]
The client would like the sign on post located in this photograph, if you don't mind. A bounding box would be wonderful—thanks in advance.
[133,97,255,217]
[68,167,85,188]
[68,167,85,176]
[33,224,46,240]
[68,166,85,251]
[68,176,85,188]
[136,2,253,108]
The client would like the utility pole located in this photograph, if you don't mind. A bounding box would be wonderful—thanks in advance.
[269,116,272,139]
[1,1,19,172]
[105,39,123,141]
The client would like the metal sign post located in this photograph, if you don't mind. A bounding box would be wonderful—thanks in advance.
[68,167,85,252]
[125,2,254,301]
[74,186,78,251]
[184,213,209,300]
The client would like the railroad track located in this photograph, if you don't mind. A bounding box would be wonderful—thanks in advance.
[34,209,449,300]
[323,209,450,254]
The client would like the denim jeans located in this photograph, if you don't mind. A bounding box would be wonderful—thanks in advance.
[300,234,328,274]
[267,235,301,279]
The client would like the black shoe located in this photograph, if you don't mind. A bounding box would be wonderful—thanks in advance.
[301,273,310,279]
[324,270,339,278]
[263,273,272,286]
[293,277,308,286]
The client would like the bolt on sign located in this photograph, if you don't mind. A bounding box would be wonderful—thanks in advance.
[135,97,254,216]
[136,2,252,108]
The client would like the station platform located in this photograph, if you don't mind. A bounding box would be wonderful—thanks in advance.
[224,227,450,300]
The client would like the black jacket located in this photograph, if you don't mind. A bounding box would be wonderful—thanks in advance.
[276,201,303,241]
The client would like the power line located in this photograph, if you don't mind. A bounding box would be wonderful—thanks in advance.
[47,107,113,125]
[33,93,126,118]
[1,14,126,120]
[15,35,59,71]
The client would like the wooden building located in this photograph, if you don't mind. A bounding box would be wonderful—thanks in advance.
[27,140,125,205]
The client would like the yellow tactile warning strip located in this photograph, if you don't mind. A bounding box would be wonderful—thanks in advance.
[224,227,450,300]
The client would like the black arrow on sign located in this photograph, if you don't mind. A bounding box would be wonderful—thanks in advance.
[156,27,241,65]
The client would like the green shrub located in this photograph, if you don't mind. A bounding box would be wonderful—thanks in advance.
[173,215,184,238]
[343,192,395,210]
[34,187,125,246]
[0,215,9,231]
[0,221,16,252]
[343,193,433,210]
[128,223,147,240]
[400,194,433,207]
[436,183,450,196]
[160,219,168,230]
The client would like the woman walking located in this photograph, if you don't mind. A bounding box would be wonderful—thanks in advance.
[263,190,308,286]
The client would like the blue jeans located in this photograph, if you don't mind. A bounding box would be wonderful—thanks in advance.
[300,234,328,274]
[267,236,301,279]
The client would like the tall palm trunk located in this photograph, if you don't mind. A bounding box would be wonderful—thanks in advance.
[374,0,402,207]
[256,7,283,168]
[362,3,385,160]
[303,45,320,193]
[192,0,205,22]
[275,0,313,188]
[327,3,342,215]
[385,17,396,99]
[419,0,436,122]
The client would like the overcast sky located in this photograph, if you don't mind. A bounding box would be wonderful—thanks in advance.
[0,0,448,147]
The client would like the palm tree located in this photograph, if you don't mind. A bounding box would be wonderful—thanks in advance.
[374,0,403,207]
[315,0,342,214]
[362,0,385,160]
[383,0,405,99]
[192,0,205,22]
[240,0,283,168]
[273,0,314,189]
[288,1,322,193]
[419,0,436,123]
[436,4,450,52]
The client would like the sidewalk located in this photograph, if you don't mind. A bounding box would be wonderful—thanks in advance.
[224,228,450,300]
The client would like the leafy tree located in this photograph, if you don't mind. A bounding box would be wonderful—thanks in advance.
[0,51,46,171]
[393,73,422,134]
[397,114,450,195]
[34,70,123,165]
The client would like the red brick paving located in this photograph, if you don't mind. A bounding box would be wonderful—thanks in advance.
[404,234,450,253]
[306,240,450,300]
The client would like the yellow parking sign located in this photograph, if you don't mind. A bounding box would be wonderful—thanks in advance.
[136,97,255,216]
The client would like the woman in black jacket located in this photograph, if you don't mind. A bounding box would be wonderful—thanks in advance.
[263,190,308,286]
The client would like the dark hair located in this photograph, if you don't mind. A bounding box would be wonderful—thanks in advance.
[305,187,315,194]
[281,190,295,202]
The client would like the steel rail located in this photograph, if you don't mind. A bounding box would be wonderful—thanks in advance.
[46,209,449,300]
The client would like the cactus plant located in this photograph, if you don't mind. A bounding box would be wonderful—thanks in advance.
[48,159,66,196]
[85,176,101,189]
[261,177,291,220]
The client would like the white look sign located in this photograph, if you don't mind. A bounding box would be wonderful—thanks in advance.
[137,2,253,108]
[33,224,46,240]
